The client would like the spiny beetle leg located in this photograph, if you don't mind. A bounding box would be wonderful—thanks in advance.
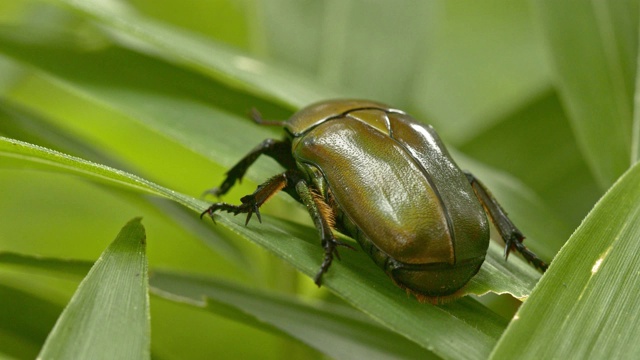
[316,239,339,285]
[202,138,295,198]
[508,237,548,271]
[294,179,354,286]
[314,238,356,285]
[201,171,293,225]
[465,172,549,272]
[199,200,258,225]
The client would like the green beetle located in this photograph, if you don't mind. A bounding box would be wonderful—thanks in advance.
[202,100,547,302]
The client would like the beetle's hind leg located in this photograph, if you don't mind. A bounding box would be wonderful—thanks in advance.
[293,179,354,286]
[464,172,549,272]
[203,138,295,198]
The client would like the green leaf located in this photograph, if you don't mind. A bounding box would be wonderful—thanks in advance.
[0,24,293,178]
[0,100,252,272]
[0,16,559,265]
[38,217,150,360]
[0,252,91,278]
[0,136,204,211]
[50,0,333,108]
[413,0,550,144]
[0,2,587,358]
[259,1,438,107]
[213,215,511,359]
[1,135,532,358]
[0,284,64,359]
[150,271,435,360]
[469,242,540,300]
[532,0,637,188]
[490,161,640,359]
[458,92,601,229]
[0,5,562,259]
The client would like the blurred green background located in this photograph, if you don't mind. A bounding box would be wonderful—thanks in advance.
[1,0,638,359]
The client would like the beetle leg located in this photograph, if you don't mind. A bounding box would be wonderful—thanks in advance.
[464,172,549,272]
[294,180,354,286]
[201,171,290,225]
[202,169,352,284]
[203,138,295,198]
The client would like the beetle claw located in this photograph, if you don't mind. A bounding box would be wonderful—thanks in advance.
[313,270,324,287]
[254,205,262,223]
[313,237,350,286]
[508,236,549,272]
[200,206,218,224]
[503,241,512,260]
[243,206,262,226]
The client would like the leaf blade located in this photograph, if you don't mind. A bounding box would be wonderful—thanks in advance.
[0,132,529,359]
[490,162,640,359]
[532,0,637,187]
[0,136,205,211]
[150,271,436,360]
[38,217,150,360]
[50,0,333,108]
[213,215,509,359]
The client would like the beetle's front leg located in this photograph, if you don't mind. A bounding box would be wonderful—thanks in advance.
[201,170,292,225]
[294,179,354,286]
[203,139,294,198]
[465,172,549,272]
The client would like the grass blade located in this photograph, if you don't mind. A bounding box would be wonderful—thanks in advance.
[0,252,91,278]
[1,136,522,358]
[38,218,150,360]
[50,0,331,108]
[0,136,205,211]
[490,162,640,359]
[532,0,637,187]
[214,215,510,359]
[151,271,435,359]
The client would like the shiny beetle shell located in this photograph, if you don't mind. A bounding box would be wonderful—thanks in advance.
[289,100,490,296]
[202,99,547,301]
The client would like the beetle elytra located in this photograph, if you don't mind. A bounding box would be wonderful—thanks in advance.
[201,100,548,302]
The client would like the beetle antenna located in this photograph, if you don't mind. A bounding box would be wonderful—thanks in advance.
[250,108,286,126]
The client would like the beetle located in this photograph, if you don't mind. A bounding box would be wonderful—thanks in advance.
[201,99,547,302]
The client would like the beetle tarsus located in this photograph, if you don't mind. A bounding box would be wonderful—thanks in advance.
[503,237,515,260]
[199,207,215,222]
[201,202,242,221]
[314,238,355,286]
[200,197,262,226]
[315,239,338,286]
[465,171,550,273]
[507,237,548,272]
[244,202,262,225]
[203,173,291,226]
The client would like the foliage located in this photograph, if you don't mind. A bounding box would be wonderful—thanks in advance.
[0,1,638,359]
